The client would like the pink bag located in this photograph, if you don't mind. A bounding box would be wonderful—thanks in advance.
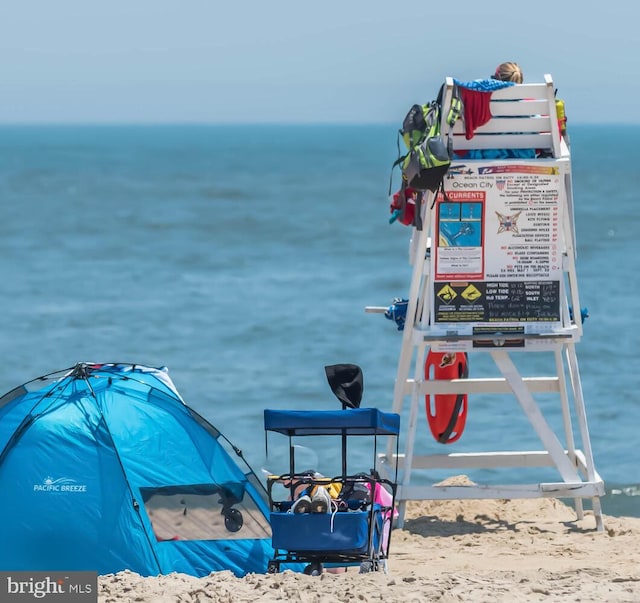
[365,482,397,551]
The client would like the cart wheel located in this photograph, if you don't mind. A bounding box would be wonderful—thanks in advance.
[267,560,279,574]
[223,508,243,533]
[359,560,374,574]
[303,562,323,576]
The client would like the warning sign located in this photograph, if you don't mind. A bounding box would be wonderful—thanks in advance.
[461,284,482,303]
[434,280,560,324]
[436,284,458,304]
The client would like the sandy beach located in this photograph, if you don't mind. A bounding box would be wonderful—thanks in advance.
[98,484,640,603]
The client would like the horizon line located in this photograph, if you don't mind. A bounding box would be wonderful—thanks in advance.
[0,120,634,127]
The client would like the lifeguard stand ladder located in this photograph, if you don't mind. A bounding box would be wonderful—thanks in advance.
[375,75,604,531]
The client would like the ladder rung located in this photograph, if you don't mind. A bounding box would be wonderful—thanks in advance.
[405,376,560,395]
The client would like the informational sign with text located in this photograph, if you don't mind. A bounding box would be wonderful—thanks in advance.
[431,161,566,340]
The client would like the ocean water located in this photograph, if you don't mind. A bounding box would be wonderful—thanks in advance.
[0,123,638,518]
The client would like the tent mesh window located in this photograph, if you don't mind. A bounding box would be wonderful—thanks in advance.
[140,484,272,542]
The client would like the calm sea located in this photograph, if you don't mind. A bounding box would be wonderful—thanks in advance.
[0,123,638,518]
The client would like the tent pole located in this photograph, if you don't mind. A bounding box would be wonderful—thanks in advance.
[289,435,295,478]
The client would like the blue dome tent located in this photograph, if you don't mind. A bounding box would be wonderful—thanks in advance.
[0,362,273,577]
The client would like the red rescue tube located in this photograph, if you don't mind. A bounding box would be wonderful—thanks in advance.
[424,351,469,444]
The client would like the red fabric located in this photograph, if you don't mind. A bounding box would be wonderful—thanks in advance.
[460,87,493,139]
[390,187,418,226]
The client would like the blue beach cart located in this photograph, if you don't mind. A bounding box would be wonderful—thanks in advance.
[263,407,400,575]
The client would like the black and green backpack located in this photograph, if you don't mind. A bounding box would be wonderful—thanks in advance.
[390,84,463,196]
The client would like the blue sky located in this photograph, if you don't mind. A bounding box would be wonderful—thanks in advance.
[0,1,636,124]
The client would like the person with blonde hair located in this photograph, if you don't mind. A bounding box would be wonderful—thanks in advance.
[454,61,533,158]
[492,61,523,83]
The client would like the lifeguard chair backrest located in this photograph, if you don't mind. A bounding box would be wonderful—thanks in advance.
[440,74,564,159]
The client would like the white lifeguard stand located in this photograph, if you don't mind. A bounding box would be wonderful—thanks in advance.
[373,75,604,530]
